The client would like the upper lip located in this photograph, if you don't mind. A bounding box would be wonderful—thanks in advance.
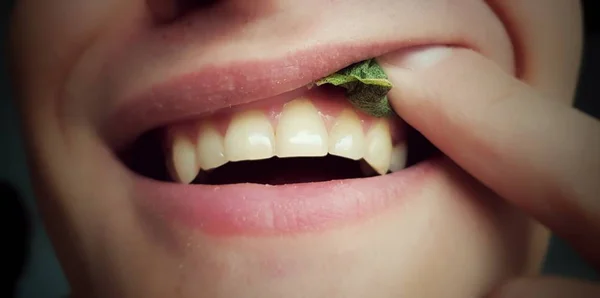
[103,41,436,150]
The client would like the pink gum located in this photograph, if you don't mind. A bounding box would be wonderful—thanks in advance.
[168,86,406,144]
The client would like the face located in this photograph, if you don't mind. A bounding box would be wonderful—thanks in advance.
[10,1,582,297]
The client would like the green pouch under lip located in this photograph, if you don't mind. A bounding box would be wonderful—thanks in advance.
[314,59,394,118]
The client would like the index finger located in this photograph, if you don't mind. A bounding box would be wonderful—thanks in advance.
[378,47,600,268]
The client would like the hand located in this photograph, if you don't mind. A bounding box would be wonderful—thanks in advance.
[379,47,600,297]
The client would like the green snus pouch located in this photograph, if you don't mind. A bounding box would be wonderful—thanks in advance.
[315,59,394,118]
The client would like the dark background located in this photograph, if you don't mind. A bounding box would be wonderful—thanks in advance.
[1,1,599,297]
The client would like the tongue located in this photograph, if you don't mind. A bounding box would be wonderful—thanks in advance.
[200,155,365,185]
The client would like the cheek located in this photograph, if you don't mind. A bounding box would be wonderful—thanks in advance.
[10,0,145,116]
[487,0,582,102]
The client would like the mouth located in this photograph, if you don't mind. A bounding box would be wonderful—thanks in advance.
[120,83,438,185]
[111,46,442,236]
[100,0,513,235]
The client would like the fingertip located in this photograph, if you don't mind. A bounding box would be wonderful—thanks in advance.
[378,45,454,71]
[377,46,520,125]
[377,46,455,116]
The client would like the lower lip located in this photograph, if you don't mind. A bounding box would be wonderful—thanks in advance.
[133,158,440,237]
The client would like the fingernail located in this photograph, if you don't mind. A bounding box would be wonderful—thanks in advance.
[378,46,452,70]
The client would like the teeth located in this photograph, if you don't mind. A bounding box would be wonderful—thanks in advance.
[168,98,404,181]
[196,123,228,170]
[276,99,328,158]
[389,142,408,172]
[363,120,392,175]
[328,109,365,160]
[224,110,275,161]
[167,129,199,184]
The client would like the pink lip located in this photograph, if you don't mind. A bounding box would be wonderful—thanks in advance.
[104,41,445,150]
[134,158,440,237]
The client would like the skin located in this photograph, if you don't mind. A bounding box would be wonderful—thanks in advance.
[380,44,600,297]
[9,0,598,297]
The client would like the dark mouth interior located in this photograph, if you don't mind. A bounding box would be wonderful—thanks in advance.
[200,156,368,185]
[118,125,439,185]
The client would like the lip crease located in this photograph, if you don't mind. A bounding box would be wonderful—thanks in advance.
[104,41,449,150]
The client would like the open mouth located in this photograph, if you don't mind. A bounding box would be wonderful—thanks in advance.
[118,84,439,187]
[98,0,512,205]
[105,49,447,236]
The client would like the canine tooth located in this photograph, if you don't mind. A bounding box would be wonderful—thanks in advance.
[390,143,408,172]
[167,130,199,184]
[364,120,392,175]
[276,99,328,158]
[328,109,365,160]
[225,110,275,161]
[196,123,228,170]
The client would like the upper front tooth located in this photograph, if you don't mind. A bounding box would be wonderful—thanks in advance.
[276,99,328,158]
[224,110,275,161]
[196,123,228,170]
[328,109,365,160]
[167,129,199,184]
[364,120,392,175]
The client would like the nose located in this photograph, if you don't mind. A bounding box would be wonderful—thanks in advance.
[147,0,219,22]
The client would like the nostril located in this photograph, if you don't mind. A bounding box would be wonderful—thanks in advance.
[147,0,219,23]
